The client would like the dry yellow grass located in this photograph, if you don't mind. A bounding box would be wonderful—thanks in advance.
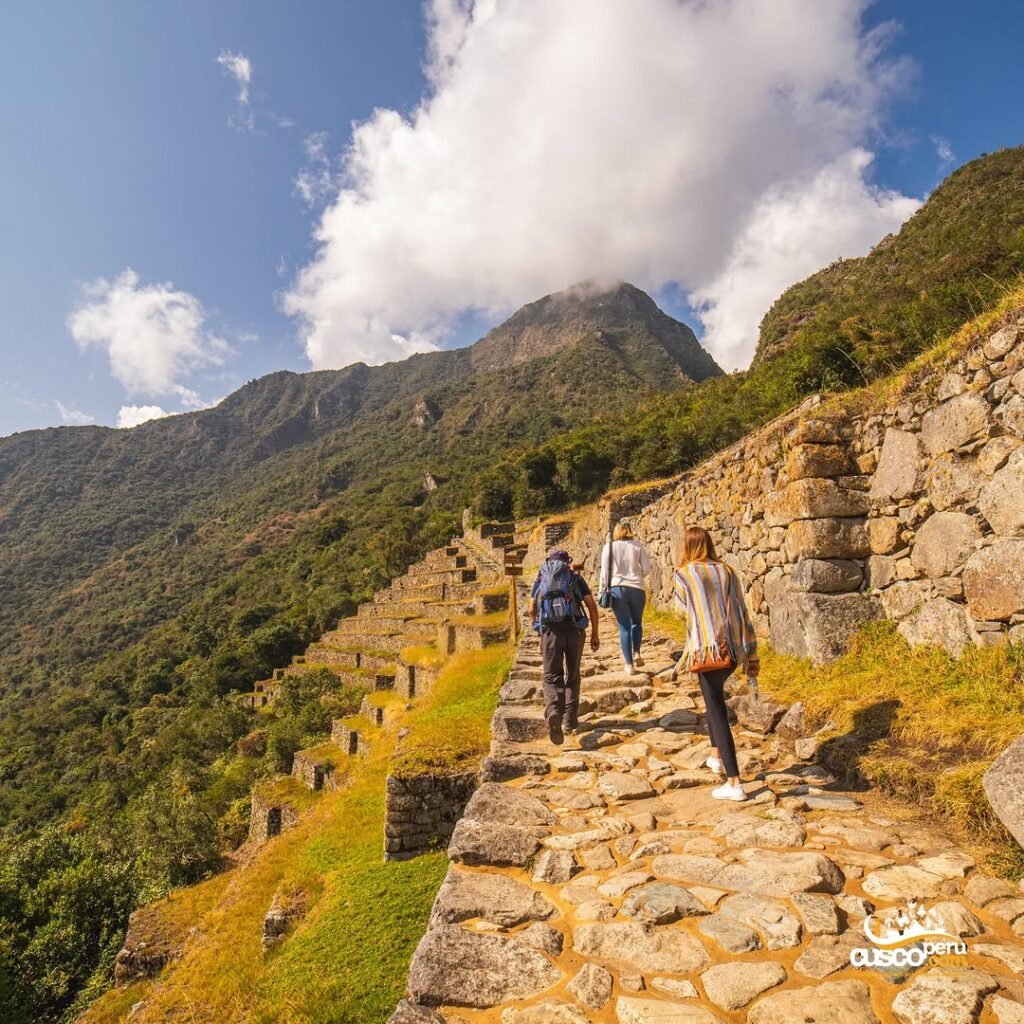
[759,621,1024,872]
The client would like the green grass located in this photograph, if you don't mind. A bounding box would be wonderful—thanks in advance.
[450,610,511,628]
[296,741,344,764]
[366,689,405,709]
[645,606,687,646]
[391,645,513,778]
[399,644,445,669]
[759,621,1024,874]
[253,776,321,813]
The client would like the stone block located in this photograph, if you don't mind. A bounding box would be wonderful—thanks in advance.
[998,394,1024,439]
[867,517,900,554]
[978,435,1023,475]
[785,444,853,480]
[790,558,862,593]
[870,428,924,501]
[964,541,1024,621]
[766,479,870,526]
[979,449,1024,537]
[985,735,1024,850]
[866,555,896,589]
[925,453,985,511]
[920,391,990,455]
[768,586,882,664]
[984,325,1021,360]
[784,518,870,561]
[897,597,975,658]
[910,511,982,578]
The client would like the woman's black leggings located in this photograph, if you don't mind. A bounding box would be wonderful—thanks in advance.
[698,667,739,778]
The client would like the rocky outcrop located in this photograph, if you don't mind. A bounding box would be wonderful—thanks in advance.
[984,736,1024,848]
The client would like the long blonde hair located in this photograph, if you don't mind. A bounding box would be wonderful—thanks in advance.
[681,526,717,563]
[613,520,635,541]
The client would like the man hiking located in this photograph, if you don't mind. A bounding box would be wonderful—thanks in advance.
[528,548,600,745]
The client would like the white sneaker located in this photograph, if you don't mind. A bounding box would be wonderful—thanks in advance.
[705,756,724,774]
[624,663,636,675]
[711,782,747,802]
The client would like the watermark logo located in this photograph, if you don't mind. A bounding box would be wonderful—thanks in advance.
[849,898,967,969]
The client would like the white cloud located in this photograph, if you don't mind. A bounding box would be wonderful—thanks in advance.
[294,132,336,208]
[55,400,96,426]
[285,0,918,372]
[68,268,230,407]
[932,134,956,170]
[216,50,252,105]
[117,405,171,429]
[691,150,922,370]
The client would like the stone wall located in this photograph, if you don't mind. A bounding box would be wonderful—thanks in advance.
[538,311,1024,662]
[383,770,478,860]
[248,788,301,844]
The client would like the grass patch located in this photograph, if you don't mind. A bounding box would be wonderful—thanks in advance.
[296,741,344,764]
[253,776,321,814]
[400,644,445,669]
[366,689,405,709]
[450,610,510,628]
[645,605,687,647]
[391,645,513,778]
[92,739,447,1024]
[759,620,1024,873]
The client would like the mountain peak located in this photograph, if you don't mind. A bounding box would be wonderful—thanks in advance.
[469,280,721,381]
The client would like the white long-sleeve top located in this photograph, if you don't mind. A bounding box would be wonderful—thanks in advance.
[598,539,652,591]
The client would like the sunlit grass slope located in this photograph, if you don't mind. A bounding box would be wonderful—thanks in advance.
[760,621,1024,874]
[79,644,512,1024]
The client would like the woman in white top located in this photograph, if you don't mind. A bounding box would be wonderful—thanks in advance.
[598,520,652,674]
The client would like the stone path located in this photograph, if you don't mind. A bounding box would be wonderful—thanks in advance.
[391,613,1024,1024]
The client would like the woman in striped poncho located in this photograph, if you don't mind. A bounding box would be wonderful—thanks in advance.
[673,526,759,802]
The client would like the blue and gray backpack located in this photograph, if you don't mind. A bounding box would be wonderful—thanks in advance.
[535,558,584,630]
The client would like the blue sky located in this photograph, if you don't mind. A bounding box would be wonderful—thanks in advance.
[1,0,1022,437]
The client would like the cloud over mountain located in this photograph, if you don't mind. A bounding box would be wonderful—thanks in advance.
[286,0,919,372]
[67,269,230,410]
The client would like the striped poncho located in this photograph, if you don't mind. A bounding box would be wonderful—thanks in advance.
[672,560,758,672]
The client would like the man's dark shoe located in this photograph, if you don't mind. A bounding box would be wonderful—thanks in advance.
[548,719,564,745]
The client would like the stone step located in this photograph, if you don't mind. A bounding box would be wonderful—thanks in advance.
[317,630,421,656]
[331,717,369,756]
[394,659,441,699]
[301,647,360,671]
[479,521,516,538]
[291,744,343,792]
[335,613,422,635]
[578,684,654,716]
[393,566,479,587]
[491,705,548,744]
[377,580,483,605]
[358,597,475,620]
[361,694,402,728]
[242,690,276,710]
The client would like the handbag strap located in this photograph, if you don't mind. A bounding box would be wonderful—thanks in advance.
[603,527,614,590]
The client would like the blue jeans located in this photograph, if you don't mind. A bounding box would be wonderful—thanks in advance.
[610,586,646,665]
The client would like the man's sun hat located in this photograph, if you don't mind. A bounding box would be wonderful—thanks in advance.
[549,549,571,563]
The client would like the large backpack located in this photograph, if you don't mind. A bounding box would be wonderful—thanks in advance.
[536,558,583,630]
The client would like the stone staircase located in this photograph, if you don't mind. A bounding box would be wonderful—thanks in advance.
[246,524,520,839]
[389,611,1024,1024]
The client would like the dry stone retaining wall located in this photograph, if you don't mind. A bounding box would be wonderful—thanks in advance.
[534,310,1024,663]
[384,770,478,860]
